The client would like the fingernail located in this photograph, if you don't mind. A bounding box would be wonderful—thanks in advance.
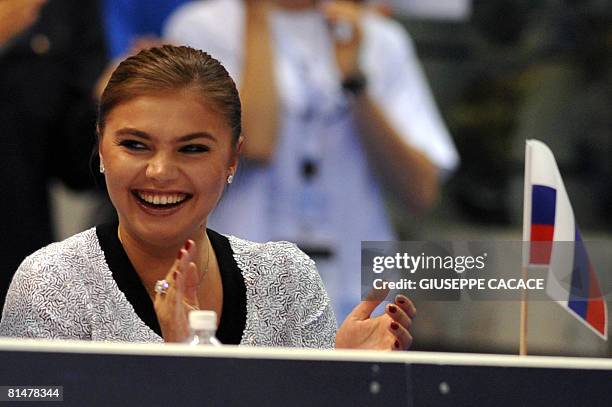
[388,305,397,313]
[390,322,399,330]
[396,295,406,304]
[184,240,192,250]
[394,340,400,349]
[173,271,178,280]
[178,249,183,260]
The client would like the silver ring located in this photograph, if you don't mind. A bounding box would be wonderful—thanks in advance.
[154,279,170,296]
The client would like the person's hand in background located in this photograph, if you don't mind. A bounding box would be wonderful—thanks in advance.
[0,0,47,47]
[321,0,364,77]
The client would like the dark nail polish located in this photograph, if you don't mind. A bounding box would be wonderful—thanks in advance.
[184,240,191,250]
[391,322,399,330]
[389,305,397,313]
[394,340,400,349]
[173,271,178,280]
[178,249,183,259]
[397,298,406,304]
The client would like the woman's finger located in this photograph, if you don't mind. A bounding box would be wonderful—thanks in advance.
[385,303,412,331]
[395,294,417,319]
[183,261,199,308]
[154,271,180,314]
[388,320,413,350]
[178,239,194,272]
[152,247,195,342]
[349,286,389,320]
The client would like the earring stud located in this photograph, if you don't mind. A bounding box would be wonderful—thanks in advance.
[99,161,105,174]
[227,173,234,184]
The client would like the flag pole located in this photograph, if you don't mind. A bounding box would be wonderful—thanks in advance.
[520,266,528,356]
[521,141,533,356]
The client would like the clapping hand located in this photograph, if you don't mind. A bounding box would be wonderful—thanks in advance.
[335,291,416,350]
[153,240,201,342]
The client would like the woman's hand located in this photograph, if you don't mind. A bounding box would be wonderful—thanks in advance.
[335,292,416,350]
[153,240,201,343]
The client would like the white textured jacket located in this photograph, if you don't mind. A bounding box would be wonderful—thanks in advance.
[0,224,336,348]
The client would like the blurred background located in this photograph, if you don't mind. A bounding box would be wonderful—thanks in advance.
[16,0,612,357]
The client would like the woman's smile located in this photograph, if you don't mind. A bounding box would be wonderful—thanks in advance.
[131,189,193,215]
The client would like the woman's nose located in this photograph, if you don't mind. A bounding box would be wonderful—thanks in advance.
[145,153,179,183]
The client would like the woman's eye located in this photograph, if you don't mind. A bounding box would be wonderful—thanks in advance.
[180,144,209,154]
[118,140,148,151]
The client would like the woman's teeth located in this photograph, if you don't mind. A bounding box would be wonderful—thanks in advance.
[137,192,187,206]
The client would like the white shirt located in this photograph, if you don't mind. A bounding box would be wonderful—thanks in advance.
[165,0,459,318]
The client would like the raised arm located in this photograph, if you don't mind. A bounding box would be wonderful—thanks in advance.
[0,0,46,47]
[351,96,440,212]
[239,0,280,163]
[323,1,455,213]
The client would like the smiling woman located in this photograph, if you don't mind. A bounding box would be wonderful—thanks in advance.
[101,92,233,248]
[0,45,416,350]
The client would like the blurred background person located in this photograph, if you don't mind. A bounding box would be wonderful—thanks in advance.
[165,0,459,319]
[0,0,107,310]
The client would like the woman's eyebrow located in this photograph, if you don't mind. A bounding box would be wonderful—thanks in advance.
[115,128,150,139]
[178,132,217,143]
[114,128,216,142]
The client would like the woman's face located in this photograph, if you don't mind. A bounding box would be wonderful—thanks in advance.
[99,89,237,247]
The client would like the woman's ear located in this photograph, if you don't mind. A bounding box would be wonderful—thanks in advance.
[99,154,105,174]
[227,136,245,183]
[236,135,245,155]
[229,136,245,169]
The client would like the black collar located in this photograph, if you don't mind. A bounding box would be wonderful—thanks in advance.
[96,221,246,344]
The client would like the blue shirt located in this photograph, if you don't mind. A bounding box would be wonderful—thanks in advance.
[103,0,190,58]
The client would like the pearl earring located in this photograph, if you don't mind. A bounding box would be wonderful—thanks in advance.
[227,173,234,184]
[99,160,105,174]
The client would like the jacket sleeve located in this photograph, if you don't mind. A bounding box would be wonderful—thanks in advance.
[285,245,337,349]
[0,253,90,340]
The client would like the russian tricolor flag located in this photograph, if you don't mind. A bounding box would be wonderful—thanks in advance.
[523,140,608,340]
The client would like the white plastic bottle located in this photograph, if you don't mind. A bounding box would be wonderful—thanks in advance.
[188,310,222,346]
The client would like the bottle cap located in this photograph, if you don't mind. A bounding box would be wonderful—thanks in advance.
[189,310,217,331]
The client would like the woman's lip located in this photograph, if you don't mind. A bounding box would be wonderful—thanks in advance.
[131,191,192,216]
[132,188,192,195]
[131,189,193,205]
